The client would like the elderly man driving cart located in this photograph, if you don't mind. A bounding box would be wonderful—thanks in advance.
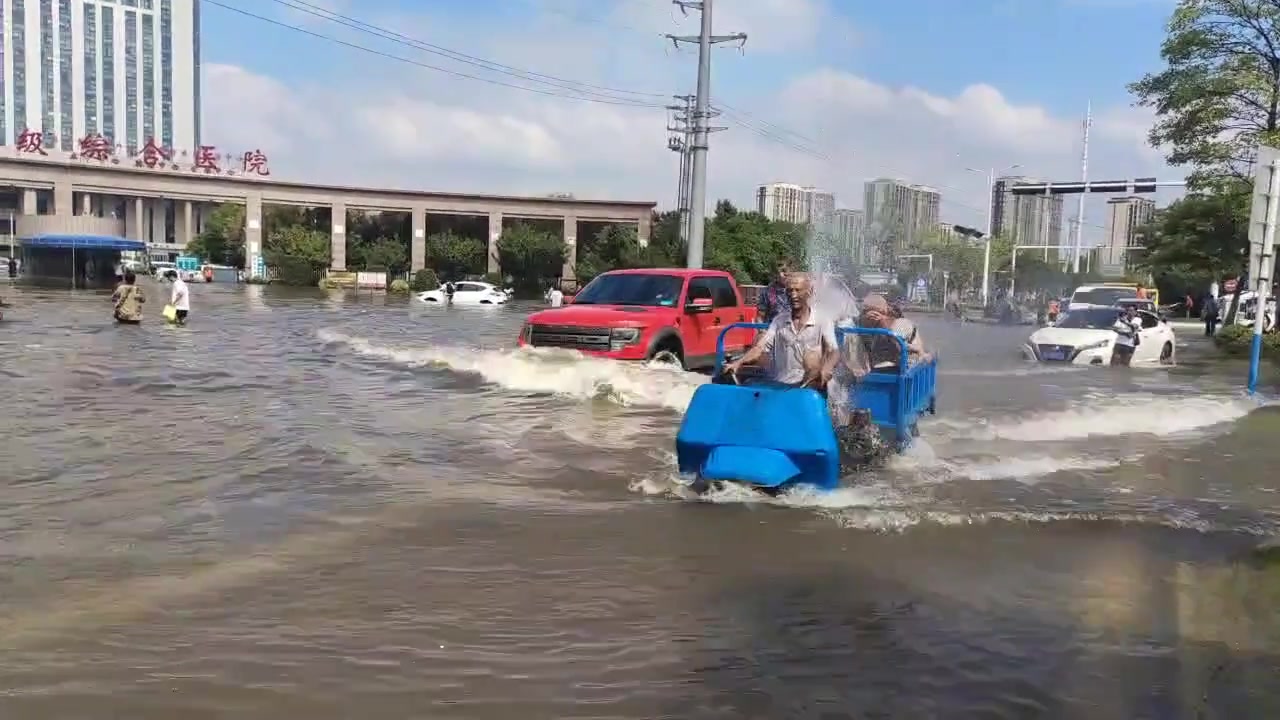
[723,273,839,391]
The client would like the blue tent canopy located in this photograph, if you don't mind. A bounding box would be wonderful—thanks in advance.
[20,234,146,252]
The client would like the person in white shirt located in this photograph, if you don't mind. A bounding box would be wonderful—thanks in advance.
[548,286,564,307]
[165,269,191,325]
[723,273,839,390]
[1110,306,1140,366]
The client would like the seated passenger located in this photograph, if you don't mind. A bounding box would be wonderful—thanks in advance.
[850,293,929,373]
[724,273,838,390]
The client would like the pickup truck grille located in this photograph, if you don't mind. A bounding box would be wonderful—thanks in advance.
[529,324,612,351]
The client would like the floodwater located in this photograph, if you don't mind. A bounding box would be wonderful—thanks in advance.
[2,281,1280,719]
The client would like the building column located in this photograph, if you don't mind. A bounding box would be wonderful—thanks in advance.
[637,212,651,248]
[54,182,73,217]
[411,206,427,272]
[125,197,145,240]
[177,200,194,249]
[487,211,502,274]
[245,193,263,278]
[562,214,577,282]
[150,199,166,246]
[330,201,347,271]
[19,189,37,215]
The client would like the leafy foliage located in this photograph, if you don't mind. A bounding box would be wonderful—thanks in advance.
[185,203,246,267]
[1132,183,1249,277]
[427,231,487,280]
[703,202,807,284]
[264,225,330,286]
[1129,0,1280,186]
[1215,322,1280,357]
[410,268,439,292]
[350,236,408,276]
[496,223,568,294]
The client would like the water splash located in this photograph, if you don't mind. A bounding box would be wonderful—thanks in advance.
[317,329,705,412]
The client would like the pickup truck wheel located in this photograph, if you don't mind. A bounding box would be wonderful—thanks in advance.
[649,347,684,370]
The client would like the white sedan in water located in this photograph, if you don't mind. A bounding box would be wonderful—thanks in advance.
[416,280,510,305]
[1023,307,1176,366]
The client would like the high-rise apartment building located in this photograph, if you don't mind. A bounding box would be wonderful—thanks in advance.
[1,0,201,154]
[755,182,835,230]
[862,178,940,266]
[990,176,1065,256]
[833,208,864,262]
[1101,196,1156,278]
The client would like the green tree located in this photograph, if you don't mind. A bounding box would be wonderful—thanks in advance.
[576,224,646,283]
[1129,0,1280,185]
[350,236,408,276]
[907,230,985,290]
[703,203,807,284]
[186,203,246,267]
[496,223,567,295]
[1133,184,1249,278]
[264,224,330,285]
[647,210,686,266]
[426,231,487,279]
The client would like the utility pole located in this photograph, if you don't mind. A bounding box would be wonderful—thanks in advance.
[666,0,745,268]
[1072,101,1092,274]
[666,94,695,245]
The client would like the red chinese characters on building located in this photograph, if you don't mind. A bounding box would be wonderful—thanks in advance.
[16,129,47,156]
[242,149,270,176]
[137,138,171,169]
[77,133,113,161]
[193,145,221,173]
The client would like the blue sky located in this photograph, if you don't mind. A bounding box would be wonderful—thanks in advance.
[199,0,1181,239]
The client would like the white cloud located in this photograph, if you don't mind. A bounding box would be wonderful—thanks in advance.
[200,1,1183,245]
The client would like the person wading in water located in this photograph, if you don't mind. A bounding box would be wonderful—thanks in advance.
[111,270,146,324]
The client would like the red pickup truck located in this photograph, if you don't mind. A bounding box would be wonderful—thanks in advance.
[517,268,758,370]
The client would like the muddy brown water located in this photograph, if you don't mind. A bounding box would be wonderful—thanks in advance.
[2,282,1279,719]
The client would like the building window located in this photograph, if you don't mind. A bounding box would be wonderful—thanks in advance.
[125,9,138,153]
[142,13,154,144]
[41,0,55,147]
[12,0,26,138]
[58,0,72,149]
[160,0,172,149]
[102,5,115,144]
[84,4,98,134]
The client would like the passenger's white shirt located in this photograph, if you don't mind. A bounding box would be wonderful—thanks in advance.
[1112,315,1139,347]
[757,309,837,385]
[171,277,191,311]
[548,288,564,307]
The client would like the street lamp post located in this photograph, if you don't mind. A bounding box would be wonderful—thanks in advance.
[965,164,1022,308]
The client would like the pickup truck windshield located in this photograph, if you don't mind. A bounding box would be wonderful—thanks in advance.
[572,273,685,306]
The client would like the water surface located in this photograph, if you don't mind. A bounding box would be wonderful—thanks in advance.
[2,282,1279,719]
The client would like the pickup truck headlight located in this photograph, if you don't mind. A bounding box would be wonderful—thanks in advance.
[519,323,532,344]
[610,327,641,350]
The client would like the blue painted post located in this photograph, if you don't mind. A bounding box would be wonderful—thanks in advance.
[1248,158,1279,394]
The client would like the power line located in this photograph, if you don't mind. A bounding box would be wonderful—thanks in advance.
[714,104,1113,232]
[270,0,671,101]
[203,0,668,108]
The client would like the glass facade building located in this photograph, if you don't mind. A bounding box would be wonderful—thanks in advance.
[1,0,200,153]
